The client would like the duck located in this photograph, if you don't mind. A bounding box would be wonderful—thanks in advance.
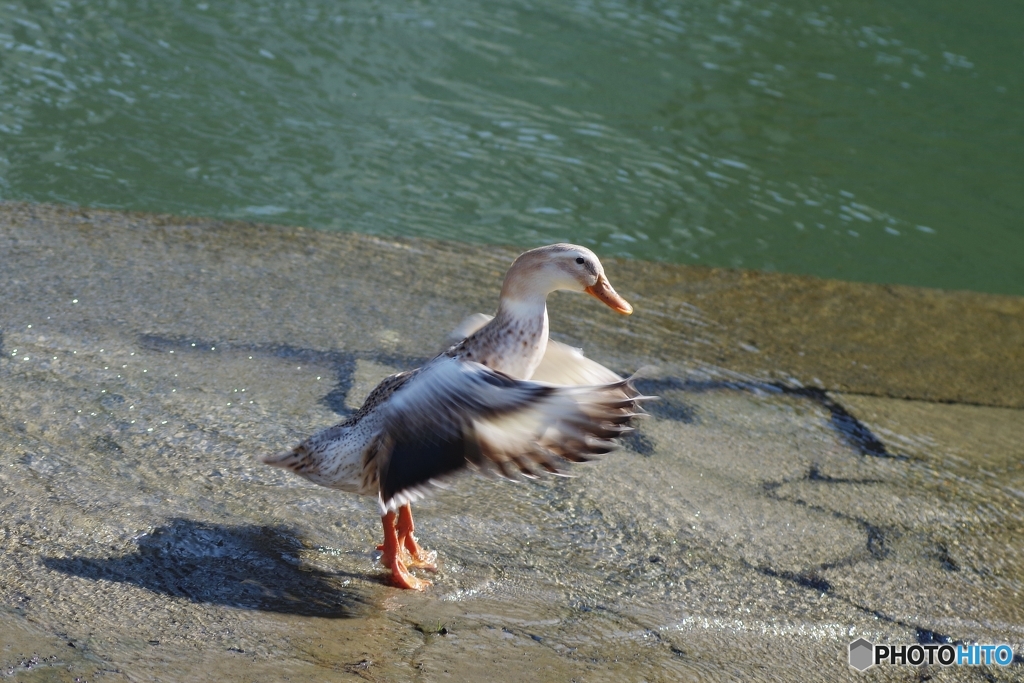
[443,243,632,380]
[261,244,647,590]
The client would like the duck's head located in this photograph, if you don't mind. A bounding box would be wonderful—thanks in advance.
[500,243,633,315]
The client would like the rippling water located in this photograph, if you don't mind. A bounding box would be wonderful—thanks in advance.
[1,0,1021,294]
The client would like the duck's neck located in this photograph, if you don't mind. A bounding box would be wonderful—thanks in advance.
[456,295,549,380]
[492,297,549,379]
[495,295,547,325]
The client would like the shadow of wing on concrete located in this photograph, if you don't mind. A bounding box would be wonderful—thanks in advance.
[42,518,366,618]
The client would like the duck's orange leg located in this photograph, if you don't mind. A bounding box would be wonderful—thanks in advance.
[379,511,431,590]
[397,504,438,571]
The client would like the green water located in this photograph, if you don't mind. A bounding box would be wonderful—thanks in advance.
[1,0,1021,295]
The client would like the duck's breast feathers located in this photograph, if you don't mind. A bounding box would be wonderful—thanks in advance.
[375,356,649,513]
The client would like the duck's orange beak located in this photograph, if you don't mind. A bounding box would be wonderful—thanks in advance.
[585,275,633,315]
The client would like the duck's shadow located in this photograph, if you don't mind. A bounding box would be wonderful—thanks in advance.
[43,518,367,618]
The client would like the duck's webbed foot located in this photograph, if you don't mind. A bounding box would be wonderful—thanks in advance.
[397,503,438,571]
[379,510,432,590]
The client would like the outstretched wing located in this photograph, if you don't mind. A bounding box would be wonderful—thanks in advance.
[375,356,647,512]
[528,337,624,386]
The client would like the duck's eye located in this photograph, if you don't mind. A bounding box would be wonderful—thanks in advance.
[576,257,585,264]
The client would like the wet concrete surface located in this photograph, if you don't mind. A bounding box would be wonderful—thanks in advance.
[1,203,1022,681]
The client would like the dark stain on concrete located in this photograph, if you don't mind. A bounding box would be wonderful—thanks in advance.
[931,543,961,573]
[778,385,900,459]
[804,463,883,485]
[762,472,894,567]
[754,564,833,593]
[621,429,657,456]
[91,435,124,455]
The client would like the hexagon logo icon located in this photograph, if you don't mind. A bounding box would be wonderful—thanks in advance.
[849,638,875,671]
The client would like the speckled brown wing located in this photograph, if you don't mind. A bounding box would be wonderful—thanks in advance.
[373,356,649,512]
[262,368,421,494]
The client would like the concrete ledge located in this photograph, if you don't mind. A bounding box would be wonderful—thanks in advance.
[2,202,1021,681]
[3,202,1021,408]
